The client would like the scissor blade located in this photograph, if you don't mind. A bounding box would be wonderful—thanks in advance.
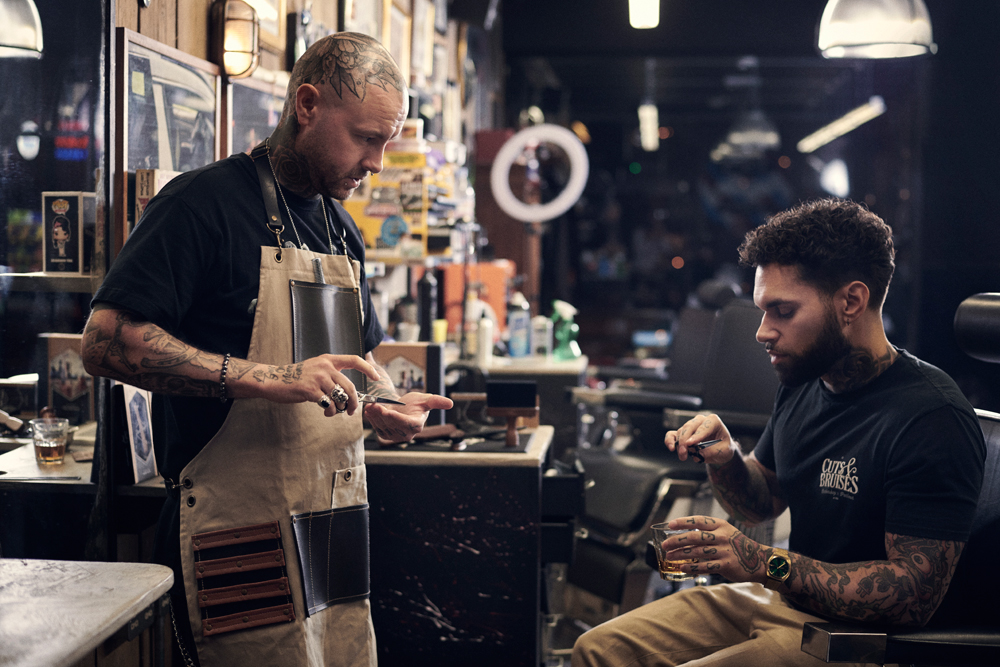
[359,393,405,405]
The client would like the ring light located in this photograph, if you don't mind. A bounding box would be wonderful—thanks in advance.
[489,124,590,223]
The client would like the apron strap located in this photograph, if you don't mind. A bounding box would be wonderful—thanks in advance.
[250,142,287,257]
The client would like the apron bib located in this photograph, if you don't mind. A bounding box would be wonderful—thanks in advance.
[176,246,376,667]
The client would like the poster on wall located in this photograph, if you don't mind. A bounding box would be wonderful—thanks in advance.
[42,192,84,274]
[122,384,158,483]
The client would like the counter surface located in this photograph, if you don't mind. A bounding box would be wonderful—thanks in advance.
[0,558,173,667]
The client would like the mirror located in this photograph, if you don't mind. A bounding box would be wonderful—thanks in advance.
[489,124,589,223]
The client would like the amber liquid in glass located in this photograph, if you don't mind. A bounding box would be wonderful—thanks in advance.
[34,440,66,464]
[658,558,696,581]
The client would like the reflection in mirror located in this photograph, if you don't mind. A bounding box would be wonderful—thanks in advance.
[506,140,571,207]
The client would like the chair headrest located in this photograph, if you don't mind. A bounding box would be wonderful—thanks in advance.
[954,293,1000,364]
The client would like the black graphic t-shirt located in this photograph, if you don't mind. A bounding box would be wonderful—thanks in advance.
[754,349,985,565]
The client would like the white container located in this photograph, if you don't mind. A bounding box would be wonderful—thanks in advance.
[507,292,531,358]
[531,315,553,358]
[476,316,494,367]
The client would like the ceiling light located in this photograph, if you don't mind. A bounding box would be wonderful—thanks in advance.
[629,0,659,29]
[727,109,781,152]
[638,103,659,151]
[0,0,43,58]
[818,0,936,59]
[797,96,886,153]
[16,120,39,160]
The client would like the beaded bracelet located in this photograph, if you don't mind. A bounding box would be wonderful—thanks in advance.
[219,353,231,403]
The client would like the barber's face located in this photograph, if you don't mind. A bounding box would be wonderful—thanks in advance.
[298,85,408,200]
[753,264,851,387]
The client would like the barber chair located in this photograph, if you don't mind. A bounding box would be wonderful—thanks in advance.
[564,299,779,622]
[801,293,1000,666]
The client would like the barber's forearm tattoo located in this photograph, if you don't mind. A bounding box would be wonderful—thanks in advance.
[83,311,222,396]
[784,534,962,626]
[708,456,775,525]
[251,363,304,385]
[825,346,896,393]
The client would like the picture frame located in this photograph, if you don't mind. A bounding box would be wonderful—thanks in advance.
[384,0,411,84]
[41,192,85,275]
[122,383,158,483]
[226,72,289,156]
[114,28,221,257]
[286,10,336,69]
[246,0,287,52]
[341,0,384,40]
[410,0,434,83]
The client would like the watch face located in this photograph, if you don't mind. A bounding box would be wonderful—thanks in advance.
[768,556,790,580]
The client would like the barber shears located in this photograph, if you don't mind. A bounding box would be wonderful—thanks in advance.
[688,439,723,463]
[357,393,405,406]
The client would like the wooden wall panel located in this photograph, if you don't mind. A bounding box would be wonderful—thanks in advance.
[177,0,211,60]
[138,0,177,47]
[117,0,139,31]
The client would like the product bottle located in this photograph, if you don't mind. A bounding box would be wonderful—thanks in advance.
[532,315,554,358]
[417,261,438,342]
[476,315,494,367]
[507,291,531,358]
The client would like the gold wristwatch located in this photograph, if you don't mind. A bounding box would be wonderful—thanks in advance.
[764,548,791,590]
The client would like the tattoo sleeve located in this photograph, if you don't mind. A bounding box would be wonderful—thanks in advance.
[783,534,963,627]
[708,453,778,525]
[364,353,400,399]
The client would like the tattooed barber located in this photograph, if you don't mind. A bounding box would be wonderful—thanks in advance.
[83,34,450,667]
[573,199,985,667]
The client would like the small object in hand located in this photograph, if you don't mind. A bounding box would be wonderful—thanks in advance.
[357,393,405,405]
[318,395,332,409]
[650,522,697,581]
[688,438,723,463]
[330,385,349,405]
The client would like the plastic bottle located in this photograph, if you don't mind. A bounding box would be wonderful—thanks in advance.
[507,291,531,358]
[476,315,494,367]
[417,261,438,342]
[532,315,553,358]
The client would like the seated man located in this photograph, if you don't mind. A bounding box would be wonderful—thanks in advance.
[572,199,986,667]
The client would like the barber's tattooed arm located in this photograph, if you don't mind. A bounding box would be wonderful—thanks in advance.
[363,352,400,400]
[668,516,963,627]
[82,306,373,405]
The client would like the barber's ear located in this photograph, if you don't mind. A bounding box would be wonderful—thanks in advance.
[840,281,870,323]
[294,84,321,126]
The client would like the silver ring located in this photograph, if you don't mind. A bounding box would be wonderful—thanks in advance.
[318,395,332,409]
[336,404,347,414]
[330,384,349,405]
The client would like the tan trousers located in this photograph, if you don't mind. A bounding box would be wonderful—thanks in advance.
[571,582,885,667]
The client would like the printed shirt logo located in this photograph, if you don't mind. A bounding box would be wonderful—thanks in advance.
[819,456,859,498]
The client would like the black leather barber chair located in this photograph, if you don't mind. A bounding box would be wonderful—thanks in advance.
[801,293,1000,666]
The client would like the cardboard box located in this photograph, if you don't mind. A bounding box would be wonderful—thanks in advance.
[42,192,88,274]
[371,342,445,426]
[38,333,93,425]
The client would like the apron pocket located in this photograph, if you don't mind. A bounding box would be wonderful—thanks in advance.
[191,520,295,637]
[290,504,371,616]
[289,280,366,392]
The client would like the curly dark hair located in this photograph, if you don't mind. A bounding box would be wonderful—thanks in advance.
[737,199,895,308]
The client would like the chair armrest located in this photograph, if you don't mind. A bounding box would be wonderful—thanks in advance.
[802,621,1000,665]
[801,622,888,664]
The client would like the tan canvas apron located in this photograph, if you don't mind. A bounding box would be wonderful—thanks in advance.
[176,246,376,667]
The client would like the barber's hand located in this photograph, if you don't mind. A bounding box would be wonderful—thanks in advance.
[364,392,455,444]
[235,354,380,417]
[664,413,735,466]
[663,515,770,584]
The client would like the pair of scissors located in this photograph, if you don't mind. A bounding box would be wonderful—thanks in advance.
[687,439,723,463]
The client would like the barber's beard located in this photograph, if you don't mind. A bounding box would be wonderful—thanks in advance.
[767,309,852,388]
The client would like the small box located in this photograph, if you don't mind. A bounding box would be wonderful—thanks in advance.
[42,192,86,274]
[134,168,181,226]
[38,333,94,426]
[371,342,445,426]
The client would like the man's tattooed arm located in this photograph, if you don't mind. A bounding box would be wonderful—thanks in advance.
[363,352,400,400]
[780,534,963,627]
[708,453,783,526]
[82,306,302,398]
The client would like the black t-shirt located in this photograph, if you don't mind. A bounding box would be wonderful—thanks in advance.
[754,349,985,565]
[93,153,384,480]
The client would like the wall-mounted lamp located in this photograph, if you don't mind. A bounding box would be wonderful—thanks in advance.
[211,0,260,79]
[0,0,43,59]
[818,0,936,59]
[629,0,659,29]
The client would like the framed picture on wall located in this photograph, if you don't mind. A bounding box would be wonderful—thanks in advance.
[114,28,221,257]
[227,73,289,156]
[245,0,287,51]
[342,0,384,40]
[410,0,434,83]
[384,0,411,83]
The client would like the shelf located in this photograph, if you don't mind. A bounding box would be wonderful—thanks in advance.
[1,273,98,294]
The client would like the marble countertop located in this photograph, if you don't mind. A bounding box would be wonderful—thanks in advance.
[0,558,174,667]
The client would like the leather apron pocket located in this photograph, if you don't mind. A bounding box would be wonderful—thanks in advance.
[289,279,366,391]
[290,504,371,616]
[191,521,296,637]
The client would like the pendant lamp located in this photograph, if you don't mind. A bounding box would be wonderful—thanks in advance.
[818,0,936,59]
[0,0,43,59]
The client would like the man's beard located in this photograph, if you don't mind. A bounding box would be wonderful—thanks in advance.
[767,308,852,387]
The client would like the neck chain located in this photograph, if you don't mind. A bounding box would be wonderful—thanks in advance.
[265,138,347,255]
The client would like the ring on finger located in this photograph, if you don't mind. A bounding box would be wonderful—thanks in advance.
[335,403,347,414]
[317,395,332,409]
[330,384,349,405]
